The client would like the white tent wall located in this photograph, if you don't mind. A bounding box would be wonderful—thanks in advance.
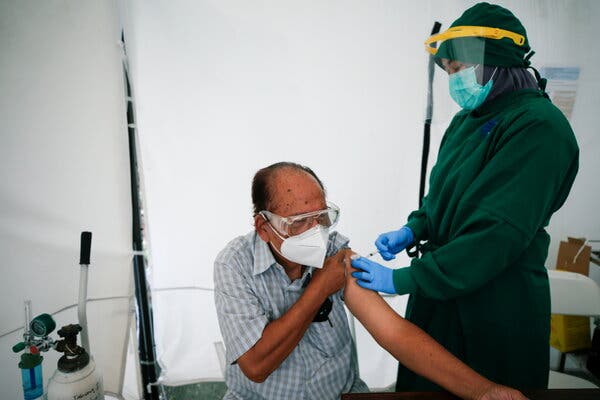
[1,1,136,399]
[124,0,600,391]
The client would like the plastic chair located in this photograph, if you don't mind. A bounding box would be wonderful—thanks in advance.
[547,269,600,388]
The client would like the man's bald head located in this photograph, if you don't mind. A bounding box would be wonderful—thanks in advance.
[251,162,326,216]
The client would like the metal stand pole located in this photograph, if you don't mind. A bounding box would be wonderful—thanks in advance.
[122,31,161,400]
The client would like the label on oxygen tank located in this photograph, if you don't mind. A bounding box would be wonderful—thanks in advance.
[72,381,102,400]
[48,381,103,400]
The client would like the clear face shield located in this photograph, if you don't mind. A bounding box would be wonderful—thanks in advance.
[426,28,498,110]
[425,25,525,71]
[434,36,486,76]
[437,38,487,110]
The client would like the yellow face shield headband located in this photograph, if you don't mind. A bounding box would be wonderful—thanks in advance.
[424,25,525,55]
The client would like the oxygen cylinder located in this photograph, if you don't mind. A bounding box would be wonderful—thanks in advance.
[46,324,104,400]
[46,358,104,400]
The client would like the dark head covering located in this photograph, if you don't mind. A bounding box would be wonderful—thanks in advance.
[481,66,539,105]
[436,2,531,68]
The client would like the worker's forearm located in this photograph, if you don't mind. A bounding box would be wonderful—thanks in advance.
[237,283,327,382]
[344,276,493,400]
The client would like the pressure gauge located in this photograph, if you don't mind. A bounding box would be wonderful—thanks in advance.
[30,314,56,337]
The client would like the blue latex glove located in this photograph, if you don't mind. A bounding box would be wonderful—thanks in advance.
[351,257,396,294]
[375,226,414,261]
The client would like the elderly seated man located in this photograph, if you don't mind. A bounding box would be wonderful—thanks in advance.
[214,161,526,400]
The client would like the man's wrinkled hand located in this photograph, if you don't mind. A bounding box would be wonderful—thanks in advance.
[477,384,528,400]
[312,248,353,296]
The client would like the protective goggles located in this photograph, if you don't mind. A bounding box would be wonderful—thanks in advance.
[424,25,525,55]
[260,202,340,237]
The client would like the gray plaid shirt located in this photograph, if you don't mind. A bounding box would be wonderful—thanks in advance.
[214,230,368,399]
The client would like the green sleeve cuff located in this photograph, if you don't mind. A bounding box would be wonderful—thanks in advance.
[392,267,417,295]
[405,219,425,242]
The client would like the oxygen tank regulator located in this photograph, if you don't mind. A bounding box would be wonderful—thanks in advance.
[11,232,105,400]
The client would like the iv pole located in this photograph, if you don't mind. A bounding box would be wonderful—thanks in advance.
[407,21,441,259]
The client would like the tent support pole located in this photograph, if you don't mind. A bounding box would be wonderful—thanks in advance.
[122,32,162,400]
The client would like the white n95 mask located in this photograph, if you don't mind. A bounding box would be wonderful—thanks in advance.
[274,225,330,268]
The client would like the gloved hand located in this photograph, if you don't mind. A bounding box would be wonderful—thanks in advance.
[350,257,396,294]
[375,226,414,261]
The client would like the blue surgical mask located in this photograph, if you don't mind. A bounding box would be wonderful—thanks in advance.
[449,65,496,110]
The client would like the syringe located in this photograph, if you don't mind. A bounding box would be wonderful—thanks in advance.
[365,250,380,258]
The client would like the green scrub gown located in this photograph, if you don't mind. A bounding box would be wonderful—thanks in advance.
[394,89,579,390]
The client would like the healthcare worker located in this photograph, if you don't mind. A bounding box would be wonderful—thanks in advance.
[351,2,579,391]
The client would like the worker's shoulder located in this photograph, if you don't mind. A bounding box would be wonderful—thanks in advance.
[502,91,577,143]
[510,91,571,128]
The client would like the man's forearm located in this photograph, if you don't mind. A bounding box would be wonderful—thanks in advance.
[344,273,493,400]
[237,283,328,382]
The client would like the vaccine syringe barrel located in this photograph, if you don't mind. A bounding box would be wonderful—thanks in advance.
[80,232,92,265]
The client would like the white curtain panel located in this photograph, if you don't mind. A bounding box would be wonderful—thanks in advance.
[122,0,600,389]
[0,1,135,399]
